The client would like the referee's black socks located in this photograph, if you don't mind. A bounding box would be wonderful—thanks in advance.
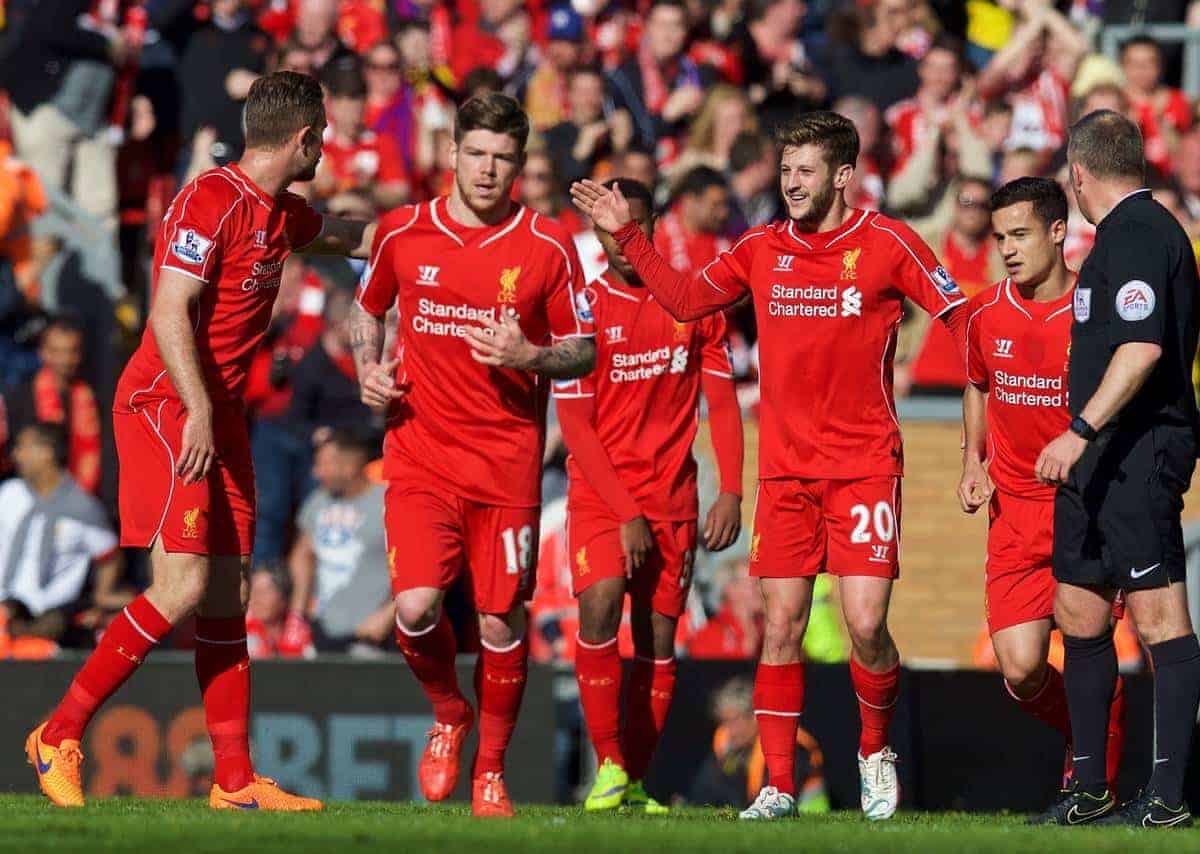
[1148,634,1200,808]
[1063,630,1117,795]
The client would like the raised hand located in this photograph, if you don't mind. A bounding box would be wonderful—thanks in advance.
[570,179,632,234]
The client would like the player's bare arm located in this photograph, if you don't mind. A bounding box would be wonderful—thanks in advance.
[570,179,737,322]
[959,383,992,513]
[463,309,596,379]
[150,268,215,484]
[699,368,744,551]
[348,301,407,412]
[1035,341,1161,484]
[298,217,377,259]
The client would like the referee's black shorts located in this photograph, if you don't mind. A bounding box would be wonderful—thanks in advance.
[1053,423,1195,591]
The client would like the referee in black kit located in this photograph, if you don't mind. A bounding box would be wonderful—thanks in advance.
[1031,110,1200,827]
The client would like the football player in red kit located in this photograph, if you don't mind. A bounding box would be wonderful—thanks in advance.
[27,72,376,811]
[959,176,1125,792]
[572,111,970,821]
[556,179,744,813]
[350,93,595,818]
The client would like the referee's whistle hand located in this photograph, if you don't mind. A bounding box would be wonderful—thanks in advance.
[1035,431,1087,485]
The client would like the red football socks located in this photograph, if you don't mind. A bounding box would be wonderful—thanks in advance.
[473,636,528,776]
[1006,666,1071,738]
[575,636,624,767]
[395,614,472,725]
[1106,675,1126,790]
[752,661,805,796]
[43,595,172,746]
[851,657,899,757]
[623,656,676,781]
[195,616,254,792]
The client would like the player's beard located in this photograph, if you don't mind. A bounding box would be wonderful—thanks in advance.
[294,158,319,183]
[457,171,513,219]
[791,182,836,229]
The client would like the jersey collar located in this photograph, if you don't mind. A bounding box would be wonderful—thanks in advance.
[224,163,276,208]
[1097,187,1151,230]
[786,208,870,250]
[432,195,525,246]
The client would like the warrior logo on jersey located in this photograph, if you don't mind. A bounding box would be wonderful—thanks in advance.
[416,265,440,286]
[498,266,521,303]
[182,507,202,539]
[576,546,591,576]
[673,320,690,342]
[931,265,960,295]
[749,533,761,563]
[841,247,861,280]
[172,229,212,265]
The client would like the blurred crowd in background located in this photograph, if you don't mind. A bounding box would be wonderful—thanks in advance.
[0,0,1197,674]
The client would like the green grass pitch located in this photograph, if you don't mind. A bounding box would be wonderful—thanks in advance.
[3,795,1199,853]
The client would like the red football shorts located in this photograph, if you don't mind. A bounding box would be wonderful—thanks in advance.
[384,477,539,614]
[748,477,901,579]
[115,399,255,556]
[567,512,697,618]
[985,491,1056,634]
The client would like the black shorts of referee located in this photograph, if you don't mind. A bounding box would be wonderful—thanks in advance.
[1053,421,1194,592]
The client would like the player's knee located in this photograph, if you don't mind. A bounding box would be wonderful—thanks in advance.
[1001,655,1046,694]
[843,608,887,651]
[762,608,806,652]
[478,611,521,648]
[578,593,622,643]
[394,591,441,633]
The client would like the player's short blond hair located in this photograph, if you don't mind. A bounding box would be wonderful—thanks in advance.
[243,71,325,150]
[774,111,860,170]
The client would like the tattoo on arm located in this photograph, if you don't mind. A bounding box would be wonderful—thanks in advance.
[529,337,595,379]
[348,302,384,373]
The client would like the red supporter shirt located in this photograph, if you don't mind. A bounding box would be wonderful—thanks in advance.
[1133,90,1193,176]
[617,209,966,479]
[965,277,1073,500]
[320,130,408,194]
[655,208,731,275]
[116,164,324,410]
[357,197,593,507]
[910,231,995,388]
[556,273,736,521]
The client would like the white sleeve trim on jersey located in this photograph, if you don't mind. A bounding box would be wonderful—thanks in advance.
[551,331,597,340]
[931,297,967,319]
[870,219,960,305]
[530,213,585,336]
[550,391,595,399]
[359,206,422,316]
[160,264,209,284]
[702,368,735,378]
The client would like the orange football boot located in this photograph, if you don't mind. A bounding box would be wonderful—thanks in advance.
[209,775,323,811]
[26,722,85,808]
[419,708,474,801]
[472,771,514,818]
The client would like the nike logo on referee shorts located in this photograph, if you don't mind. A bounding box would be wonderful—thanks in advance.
[1130,563,1162,579]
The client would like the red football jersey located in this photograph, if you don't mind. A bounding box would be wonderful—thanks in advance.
[556,273,734,520]
[966,278,1074,500]
[672,209,965,479]
[357,197,593,507]
[654,209,731,275]
[116,164,324,409]
[320,129,408,194]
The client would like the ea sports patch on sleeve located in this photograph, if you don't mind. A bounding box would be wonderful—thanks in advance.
[1115,280,1156,321]
[172,229,213,266]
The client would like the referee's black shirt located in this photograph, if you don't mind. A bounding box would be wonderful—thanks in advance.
[1070,189,1200,432]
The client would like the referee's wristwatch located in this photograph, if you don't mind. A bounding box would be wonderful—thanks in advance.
[1069,416,1098,442]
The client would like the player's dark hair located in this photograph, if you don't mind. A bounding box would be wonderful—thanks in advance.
[41,313,85,343]
[603,178,654,214]
[1067,109,1145,182]
[676,166,727,198]
[454,91,530,151]
[243,71,326,150]
[1120,34,1162,60]
[322,56,367,99]
[23,421,70,469]
[775,110,860,170]
[459,67,505,101]
[729,132,772,175]
[990,177,1069,227]
[325,426,376,461]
